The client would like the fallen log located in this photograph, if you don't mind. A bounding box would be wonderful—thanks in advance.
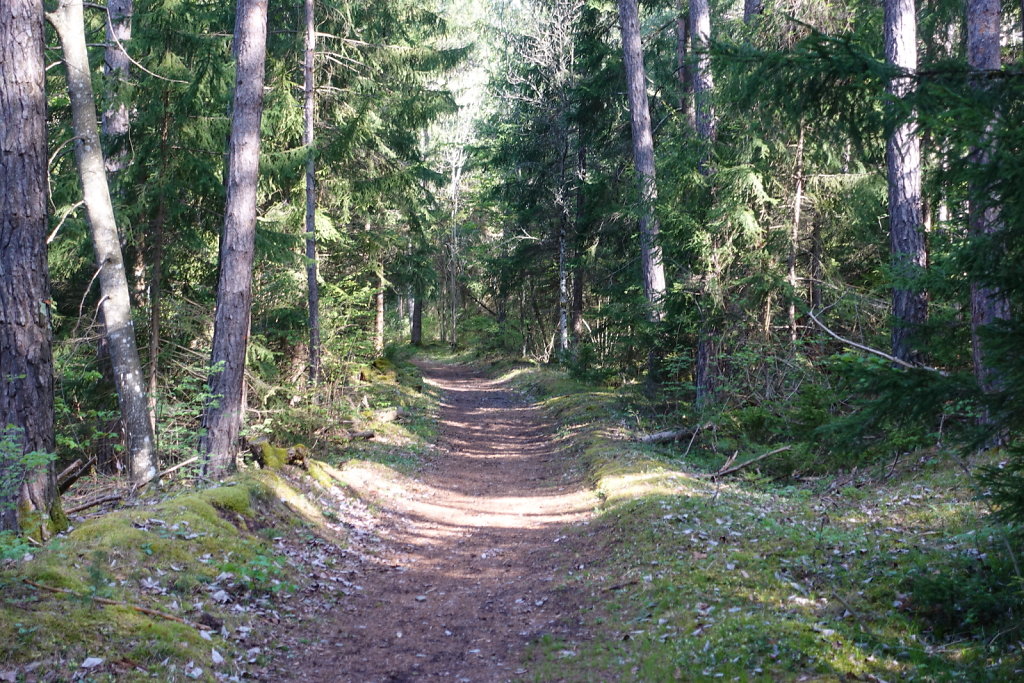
[57,456,97,494]
[65,493,124,514]
[636,428,694,444]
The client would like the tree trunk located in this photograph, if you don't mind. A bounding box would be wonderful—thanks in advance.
[675,1,694,129]
[690,0,716,147]
[617,0,667,329]
[691,0,719,405]
[0,0,62,536]
[48,0,157,487]
[411,291,423,346]
[618,0,667,385]
[966,0,1010,394]
[102,0,131,174]
[744,0,764,24]
[303,0,321,385]
[557,215,570,355]
[148,91,170,435]
[885,0,928,364]
[375,267,385,356]
[200,0,269,477]
[788,122,805,343]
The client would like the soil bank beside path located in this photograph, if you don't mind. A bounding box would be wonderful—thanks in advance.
[273,360,600,682]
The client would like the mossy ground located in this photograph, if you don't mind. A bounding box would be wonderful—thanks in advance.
[0,350,438,682]
[500,365,1022,682]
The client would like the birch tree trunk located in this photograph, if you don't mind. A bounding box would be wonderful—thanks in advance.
[48,0,156,486]
[966,0,1010,393]
[303,0,321,385]
[0,0,61,535]
[200,0,269,476]
[885,0,928,364]
[102,0,131,174]
[616,0,667,325]
[788,122,805,344]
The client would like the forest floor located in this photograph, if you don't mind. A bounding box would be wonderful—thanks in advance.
[262,360,602,682]
[2,356,1020,681]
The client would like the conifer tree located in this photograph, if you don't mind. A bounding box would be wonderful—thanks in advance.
[0,0,60,534]
[200,0,269,475]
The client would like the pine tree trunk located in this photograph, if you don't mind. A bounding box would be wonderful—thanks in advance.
[744,0,764,24]
[885,0,928,364]
[303,0,321,385]
[618,0,667,385]
[675,1,694,129]
[617,0,667,323]
[375,267,385,356]
[788,122,805,343]
[966,0,1010,393]
[0,0,61,535]
[691,0,719,405]
[49,0,157,487]
[690,0,716,147]
[200,0,269,476]
[102,0,131,174]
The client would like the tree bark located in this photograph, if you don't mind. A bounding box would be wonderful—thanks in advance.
[0,0,61,535]
[691,0,719,405]
[102,0,131,174]
[885,0,928,364]
[743,0,764,24]
[48,0,157,487]
[617,0,667,324]
[618,0,667,385]
[966,0,1010,394]
[200,0,269,476]
[411,291,423,346]
[303,0,321,386]
[788,122,805,344]
[375,266,385,356]
[690,0,716,148]
[675,1,694,129]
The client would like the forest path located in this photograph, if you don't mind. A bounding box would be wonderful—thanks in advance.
[279,360,599,682]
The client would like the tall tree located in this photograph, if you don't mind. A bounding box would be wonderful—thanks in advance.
[690,0,718,403]
[303,0,321,385]
[966,0,1010,393]
[200,0,269,475]
[884,0,927,363]
[102,0,132,173]
[616,0,667,360]
[48,0,157,486]
[0,0,61,535]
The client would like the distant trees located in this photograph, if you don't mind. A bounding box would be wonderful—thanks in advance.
[0,0,60,534]
[199,0,269,476]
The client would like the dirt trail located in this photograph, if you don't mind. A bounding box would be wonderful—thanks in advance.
[279,360,599,682]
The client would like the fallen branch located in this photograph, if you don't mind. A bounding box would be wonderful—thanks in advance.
[57,456,96,493]
[24,579,211,630]
[806,309,947,376]
[635,428,694,444]
[702,445,793,478]
[131,455,201,491]
[349,430,375,441]
[65,493,123,514]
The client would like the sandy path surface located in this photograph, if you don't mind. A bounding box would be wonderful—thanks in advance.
[280,360,598,682]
